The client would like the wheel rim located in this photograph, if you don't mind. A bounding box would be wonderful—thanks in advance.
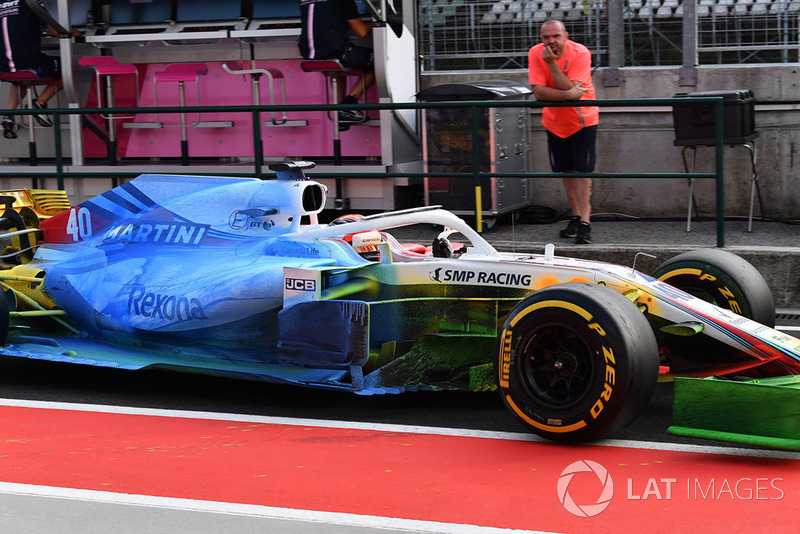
[663,274,734,310]
[518,323,595,408]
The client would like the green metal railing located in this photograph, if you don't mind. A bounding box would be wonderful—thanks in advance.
[1,97,727,245]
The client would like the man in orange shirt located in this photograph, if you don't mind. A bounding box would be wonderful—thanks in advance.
[529,19,599,244]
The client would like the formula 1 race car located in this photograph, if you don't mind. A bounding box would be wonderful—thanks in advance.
[1,161,799,445]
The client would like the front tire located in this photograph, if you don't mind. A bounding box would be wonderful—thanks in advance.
[496,283,659,443]
[652,248,775,327]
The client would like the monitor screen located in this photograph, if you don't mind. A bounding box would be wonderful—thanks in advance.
[250,1,369,19]
[176,0,243,22]
[109,0,173,25]
[355,0,372,17]
[67,0,93,26]
[252,0,299,19]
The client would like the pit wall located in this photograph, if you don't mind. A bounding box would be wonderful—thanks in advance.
[421,65,800,221]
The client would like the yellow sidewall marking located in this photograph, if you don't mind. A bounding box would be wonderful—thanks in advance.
[506,396,587,433]
[509,299,593,328]
[658,268,702,282]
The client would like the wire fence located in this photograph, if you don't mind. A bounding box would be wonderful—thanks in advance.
[418,1,800,71]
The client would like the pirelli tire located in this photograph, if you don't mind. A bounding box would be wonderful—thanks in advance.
[495,283,659,443]
[653,248,775,328]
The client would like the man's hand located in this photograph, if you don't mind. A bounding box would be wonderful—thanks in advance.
[532,82,589,102]
[541,44,559,64]
[565,83,590,100]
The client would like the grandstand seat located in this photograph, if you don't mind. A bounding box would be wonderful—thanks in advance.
[499,10,515,22]
[714,0,734,15]
[0,69,60,170]
[656,5,674,17]
[564,5,582,20]
[734,0,752,15]
[436,0,458,17]
[698,0,715,12]
[770,0,789,13]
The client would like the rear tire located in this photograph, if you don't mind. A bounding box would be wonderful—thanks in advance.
[496,283,659,443]
[653,248,775,327]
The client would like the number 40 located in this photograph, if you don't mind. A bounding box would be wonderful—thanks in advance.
[66,207,93,241]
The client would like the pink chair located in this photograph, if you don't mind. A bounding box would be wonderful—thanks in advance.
[300,59,366,168]
[154,63,209,166]
[0,69,60,169]
[79,56,139,165]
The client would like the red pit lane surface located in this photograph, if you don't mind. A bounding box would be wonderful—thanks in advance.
[1,403,798,533]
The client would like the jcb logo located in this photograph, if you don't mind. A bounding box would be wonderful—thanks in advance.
[285,278,316,291]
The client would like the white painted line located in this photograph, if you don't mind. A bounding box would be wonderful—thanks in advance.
[0,482,552,534]
[1,397,799,460]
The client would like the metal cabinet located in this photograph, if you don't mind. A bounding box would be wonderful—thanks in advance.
[418,81,532,221]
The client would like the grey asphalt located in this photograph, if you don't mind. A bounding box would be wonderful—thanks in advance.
[483,216,799,250]
[0,492,416,534]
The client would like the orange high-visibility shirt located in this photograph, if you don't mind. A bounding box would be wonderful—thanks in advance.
[529,40,599,138]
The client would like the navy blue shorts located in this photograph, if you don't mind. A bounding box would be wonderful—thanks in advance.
[341,44,374,73]
[547,125,597,173]
[16,54,62,79]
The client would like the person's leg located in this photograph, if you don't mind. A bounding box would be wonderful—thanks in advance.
[569,126,597,244]
[8,85,21,109]
[340,44,374,104]
[567,175,592,223]
[548,130,582,238]
[346,71,375,101]
[3,85,23,139]
[562,173,583,218]
[35,79,62,106]
[24,56,62,127]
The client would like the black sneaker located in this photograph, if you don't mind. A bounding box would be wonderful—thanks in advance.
[575,221,592,244]
[29,100,53,127]
[2,115,17,139]
[559,216,581,238]
[338,109,365,123]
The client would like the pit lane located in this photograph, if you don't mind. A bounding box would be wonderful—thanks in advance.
[0,310,796,446]
[1,319,797,534]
